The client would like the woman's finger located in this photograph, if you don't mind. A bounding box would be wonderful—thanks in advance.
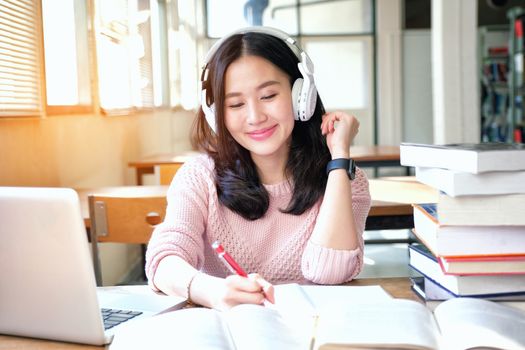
[253,276,275,304]
[229,289,267,305]
[226,274,263,293]
[219,275,269,307]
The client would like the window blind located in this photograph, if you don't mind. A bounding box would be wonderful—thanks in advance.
[0,0,43,117]
[138,7,154,109]
[96,0,154,113]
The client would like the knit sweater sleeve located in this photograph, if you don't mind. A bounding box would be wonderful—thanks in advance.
[145,156,213,289]
[301,167,371,284]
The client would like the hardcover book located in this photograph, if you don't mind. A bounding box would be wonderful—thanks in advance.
[408,243,525,297]
[410,276,525,312]
[110,283,525,350]
[400,142,525,173]
[437,192,525,226]
[439,254,525,275]
[413,203,525,257]
[415,166,525,197]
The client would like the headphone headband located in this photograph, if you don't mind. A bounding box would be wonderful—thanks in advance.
[203,26,303,67]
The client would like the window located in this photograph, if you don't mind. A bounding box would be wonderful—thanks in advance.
[94,0,156,114]
[1,0,174,118]
[0,1,44,117]
[42,0,91,114]
[206,0,373,37]
[304,37,372,110]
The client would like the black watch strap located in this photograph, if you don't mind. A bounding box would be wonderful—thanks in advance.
[326,158,356,180]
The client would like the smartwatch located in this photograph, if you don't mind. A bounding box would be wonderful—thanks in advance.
[326,158,356,180]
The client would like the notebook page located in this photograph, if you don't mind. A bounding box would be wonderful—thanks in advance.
[434,298,525,350]
[270,284,393,315]
[272,283,318,317]
[110,308,235,350]
[315,299,439,350]
[225,304,312,350]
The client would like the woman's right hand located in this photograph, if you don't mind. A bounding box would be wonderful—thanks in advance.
[153,256,274,311]
[321,111,360,159]
[211,273,275,311]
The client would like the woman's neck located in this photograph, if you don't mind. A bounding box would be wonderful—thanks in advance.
[251,152,288,185]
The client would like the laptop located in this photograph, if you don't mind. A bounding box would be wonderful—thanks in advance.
[0,186,186,345]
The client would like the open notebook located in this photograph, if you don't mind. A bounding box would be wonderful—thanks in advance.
[109,283,525,350]
[0,187,185,345]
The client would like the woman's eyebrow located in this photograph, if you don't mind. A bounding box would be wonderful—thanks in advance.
[225,80,281,99]
[257,80,280,90]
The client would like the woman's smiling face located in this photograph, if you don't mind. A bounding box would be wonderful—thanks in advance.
[223,54,295,162]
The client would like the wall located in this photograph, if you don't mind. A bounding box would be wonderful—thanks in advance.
[376,0,403,146]
[431,0,479,144]
[0,109,194,187]
[402,30,433,143]
[0,109,195,285]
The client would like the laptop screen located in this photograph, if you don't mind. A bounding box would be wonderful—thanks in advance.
[0,187,108,344]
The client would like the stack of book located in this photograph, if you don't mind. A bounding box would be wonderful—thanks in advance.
[400,142,525,310]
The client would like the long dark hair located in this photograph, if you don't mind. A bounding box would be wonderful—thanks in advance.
[192,32,330,220]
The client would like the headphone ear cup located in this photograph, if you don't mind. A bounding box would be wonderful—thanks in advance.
[291,78,303,121]
[200,89,217,133]
[302,78,317,121]
[204,103,217,133]
[295,58,317,122]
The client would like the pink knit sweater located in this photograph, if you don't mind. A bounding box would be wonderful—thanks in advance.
[145,154,371,286]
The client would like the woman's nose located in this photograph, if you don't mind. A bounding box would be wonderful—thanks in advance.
[246,101,267,125]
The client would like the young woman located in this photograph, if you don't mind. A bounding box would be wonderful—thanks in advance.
[145,27,371,311]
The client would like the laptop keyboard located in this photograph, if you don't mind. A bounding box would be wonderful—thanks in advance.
[101,308,143,330]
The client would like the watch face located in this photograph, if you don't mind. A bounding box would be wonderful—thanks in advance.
[349,159,356,180]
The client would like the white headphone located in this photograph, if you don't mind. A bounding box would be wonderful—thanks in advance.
[200,26,317,133]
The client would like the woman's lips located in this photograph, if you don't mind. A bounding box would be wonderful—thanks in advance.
[247,125,277,141]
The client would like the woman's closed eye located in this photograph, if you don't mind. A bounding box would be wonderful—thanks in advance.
[227,93,277,108]
[228,102,244,109]
[261,93,277,101]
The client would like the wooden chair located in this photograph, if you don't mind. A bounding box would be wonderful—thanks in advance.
[88,194,167,286]
[154,164,183,185]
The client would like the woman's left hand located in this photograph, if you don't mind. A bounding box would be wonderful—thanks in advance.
[320,111,360,158]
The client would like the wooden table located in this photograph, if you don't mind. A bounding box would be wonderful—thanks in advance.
[366,176,437,232]
[76,177,437,232]
[0,277,418,350]
[128,146,406,185]
[351,145,409,177]
[352,145,402,166]
[128,151,199,185]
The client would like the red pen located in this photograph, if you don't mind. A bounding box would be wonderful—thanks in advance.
[212,241,248,277]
